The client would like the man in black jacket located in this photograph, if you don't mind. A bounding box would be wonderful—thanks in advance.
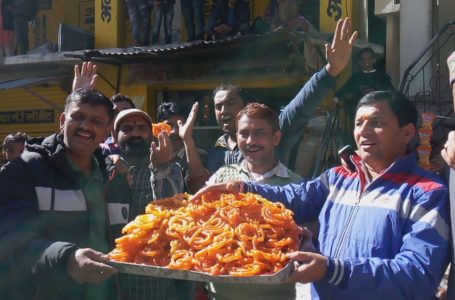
[0,89,117,299]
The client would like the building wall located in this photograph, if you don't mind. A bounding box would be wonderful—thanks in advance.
[437,0,455,79]
[399,0,432,96]
[375,0,436,93]
[375,0,399,15]
[385,14,400,87]
[0,85,67,144]
[32,0,94,50]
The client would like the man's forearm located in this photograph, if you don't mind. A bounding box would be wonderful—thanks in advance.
[184,138,210,192]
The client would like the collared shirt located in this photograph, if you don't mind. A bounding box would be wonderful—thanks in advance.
[206,134,243,173]
[207,159,301,186]
[362,69,377,74]
[246,160,293,182]
[130,164,154,218]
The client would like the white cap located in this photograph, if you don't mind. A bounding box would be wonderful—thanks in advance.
[114,108,153,132]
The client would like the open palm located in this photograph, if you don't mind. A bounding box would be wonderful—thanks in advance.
[325,18,359,77]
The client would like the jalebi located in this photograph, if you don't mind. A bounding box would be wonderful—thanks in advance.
[110,192,302,276]
[152,122,172,137]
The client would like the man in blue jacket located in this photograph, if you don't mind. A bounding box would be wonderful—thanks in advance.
[195,91,450,300]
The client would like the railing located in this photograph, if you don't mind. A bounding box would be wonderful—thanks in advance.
[310,21,455,178]
[311,105,344,178]
[399,20,455,114]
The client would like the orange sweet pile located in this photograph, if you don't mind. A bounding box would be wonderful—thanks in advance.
[152,122,172,137]
[110,192,302,276]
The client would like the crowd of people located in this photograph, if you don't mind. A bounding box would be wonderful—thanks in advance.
[0,16,454,300]
[0,0,37,56]
[127,0,319,45]
[0,0,320,56]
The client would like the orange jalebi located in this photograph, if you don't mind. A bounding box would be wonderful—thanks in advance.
[152,122,172,137]
[110,192,302,276]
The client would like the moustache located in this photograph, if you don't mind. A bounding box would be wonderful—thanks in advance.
[120,137,150,157]
[126,137,148,145]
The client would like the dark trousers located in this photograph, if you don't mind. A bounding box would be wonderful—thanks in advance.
[125,0,152,45]
[180,0,205,41]
[151,4,174,44]
[14,16,29,54]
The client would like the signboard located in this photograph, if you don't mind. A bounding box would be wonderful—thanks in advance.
[95,0,125,48]
[0,110,55,125]
[320,0,352,34]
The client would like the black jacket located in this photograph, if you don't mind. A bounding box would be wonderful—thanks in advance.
[0,134,120,300]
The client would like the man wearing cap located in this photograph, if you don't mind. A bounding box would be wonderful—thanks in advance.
[105,108,189,300]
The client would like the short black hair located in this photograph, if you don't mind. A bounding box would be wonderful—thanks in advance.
[356,90,418,128]
[2,132,30,150]
[111,93,135,109]
[158,101,189,122]
[66,89,115,122]
[358,47,376,60]
[212,84,246,104]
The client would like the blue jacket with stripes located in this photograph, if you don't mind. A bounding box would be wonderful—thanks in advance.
[244,152,450,300]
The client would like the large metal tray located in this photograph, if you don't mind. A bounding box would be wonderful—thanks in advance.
[108,260,296,284]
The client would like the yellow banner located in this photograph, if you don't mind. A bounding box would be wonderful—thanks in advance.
[80,0,95,32]
[320,0,353,34]
[95,0,126,48]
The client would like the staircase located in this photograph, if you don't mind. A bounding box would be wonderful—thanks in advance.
[398,20,455,161]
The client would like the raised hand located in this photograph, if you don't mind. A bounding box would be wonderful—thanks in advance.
[150,131,173,168]
[66,248,117,284]
[325,17,359,77]
[72,61,98,92]
[178,102,198,142]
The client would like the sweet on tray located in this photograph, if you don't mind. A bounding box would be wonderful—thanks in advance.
[110,192,302,277]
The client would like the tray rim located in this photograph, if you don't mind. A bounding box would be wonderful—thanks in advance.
[108,259,296,284]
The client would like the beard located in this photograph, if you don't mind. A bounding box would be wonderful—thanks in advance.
[119,137,150,159]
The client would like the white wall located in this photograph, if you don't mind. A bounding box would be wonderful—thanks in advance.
[399,0,432,95]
